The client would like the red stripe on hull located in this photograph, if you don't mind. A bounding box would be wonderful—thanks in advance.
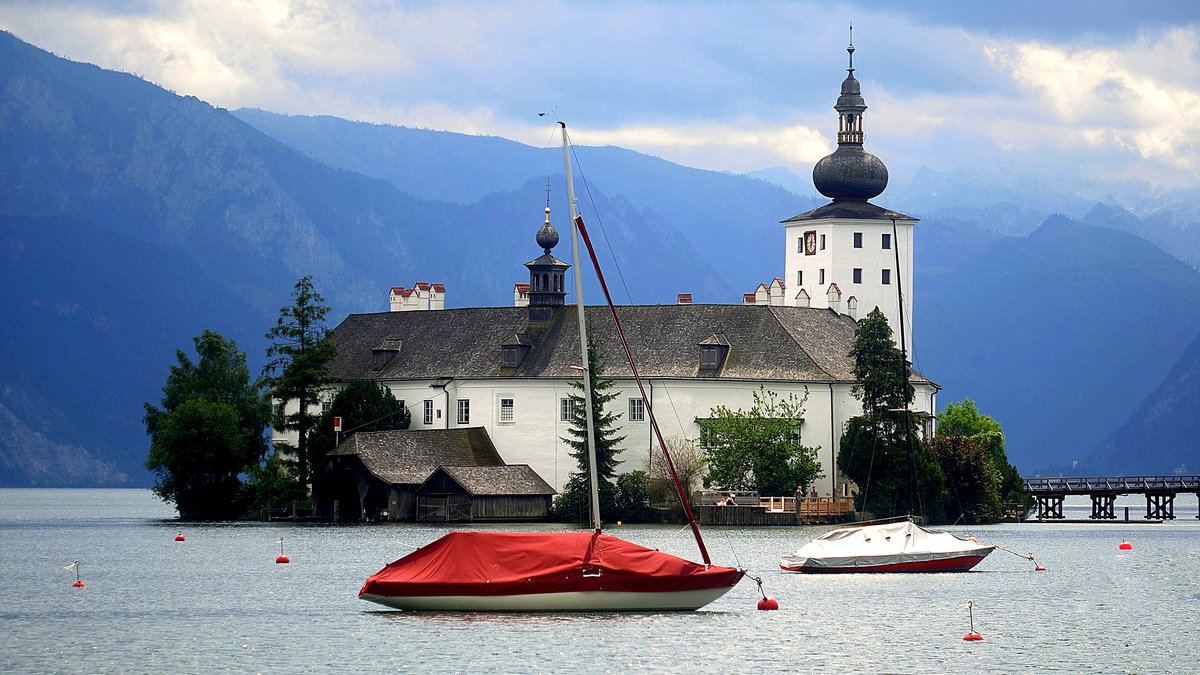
[780,554,988,574]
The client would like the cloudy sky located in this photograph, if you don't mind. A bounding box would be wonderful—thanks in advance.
[2,0,1197,196]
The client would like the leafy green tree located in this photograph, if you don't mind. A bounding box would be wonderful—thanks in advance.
[309,380,410,460]
[263,275,338,491]
[937,398,1027,508]
[242,449,306,514]
[700,386,823,496]
[553,338,624,523]
[144,331,269,519]
[614,470,653,522]
[928,434,1001,524]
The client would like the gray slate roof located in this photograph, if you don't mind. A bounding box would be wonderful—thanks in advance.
[782,200,918,223]
[330,428,505,485]
[427,465,556,496]
[327,304,932,385]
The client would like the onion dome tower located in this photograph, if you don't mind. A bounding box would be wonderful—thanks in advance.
[524,182,569,322]
[812,30,889,202]
[779,28,919,356]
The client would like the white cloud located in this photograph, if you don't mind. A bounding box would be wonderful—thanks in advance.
[983,28,1200,175]
[1,1,1198,190]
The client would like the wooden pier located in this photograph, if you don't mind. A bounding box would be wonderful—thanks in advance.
[696,491,854,525]
[1023,475,1200,521]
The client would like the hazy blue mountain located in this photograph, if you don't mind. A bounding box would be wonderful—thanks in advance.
[233,109,820,298]
[1085,332,1200,475]
[1079,202,1200,272]
[4,30,1199,485]
[0,215,267,486]
[916,215,1200,472]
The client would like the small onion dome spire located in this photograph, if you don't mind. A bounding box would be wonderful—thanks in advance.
[536,180,559,253]
[812,25,889,202]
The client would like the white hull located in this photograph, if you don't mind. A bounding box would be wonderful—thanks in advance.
[360,586,735,612]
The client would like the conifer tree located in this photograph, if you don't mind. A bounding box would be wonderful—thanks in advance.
[554,338,624,523]
[263,276,338,491]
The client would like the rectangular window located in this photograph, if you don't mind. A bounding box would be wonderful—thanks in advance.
[560,397,579,422]
[819,234,826,250]
[796,270,802,287]
[882,269,892,285]
[321,400,332,413]
[499,398,514,423]
[797,237,803,253]
[853,268,862,284]
[819,268,825,285]
[853,232,863,248]
[456,399,469,425]
[423,399,434,425]
[882,233,892,249]
[628,398,645,422]
[698,420,715,448]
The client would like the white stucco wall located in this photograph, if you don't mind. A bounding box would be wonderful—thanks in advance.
[274,376,938,498]
[784,217,915,355]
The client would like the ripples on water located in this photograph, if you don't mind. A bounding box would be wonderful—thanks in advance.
[1,489,1197,673]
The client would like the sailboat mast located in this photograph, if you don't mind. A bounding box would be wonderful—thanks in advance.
[891,217,917,516]
[562,123,603,533]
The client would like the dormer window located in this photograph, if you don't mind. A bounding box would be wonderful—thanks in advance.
[697,334,730,373]
[370,338,402,371]
[501,334,533,368]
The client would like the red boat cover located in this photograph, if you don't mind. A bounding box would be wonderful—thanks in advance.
[360,531,743,598]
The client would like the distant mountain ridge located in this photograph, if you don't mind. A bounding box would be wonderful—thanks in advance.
[2,30,1197,485]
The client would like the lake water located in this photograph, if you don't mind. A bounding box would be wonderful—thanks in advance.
[1,489,1197,673]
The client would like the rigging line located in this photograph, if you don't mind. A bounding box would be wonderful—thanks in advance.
[564,130,636,306]
[573,212,712,565]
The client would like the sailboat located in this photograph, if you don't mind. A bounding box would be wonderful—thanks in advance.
[359,123,744,611]
[779,217,995,574]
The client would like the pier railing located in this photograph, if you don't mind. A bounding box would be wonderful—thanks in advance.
[1022,475,1200,520]
[1024,475,1200,494]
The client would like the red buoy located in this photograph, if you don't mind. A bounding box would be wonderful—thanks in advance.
[963,631,983,641]
[1118,540,1133,551]
[757,596,779,610]
[1035,565,1047,571]
[175,533,185,542]
[275,554,290,564]
[71,580,85,588]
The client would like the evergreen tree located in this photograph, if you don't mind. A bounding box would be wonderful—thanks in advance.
[839,307,946,520]
[849,308,913,414]
[553,338,624,524]
[263,275,337,491]
[144,330,269,519]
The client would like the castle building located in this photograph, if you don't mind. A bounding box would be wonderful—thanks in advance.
[280,39,936,501]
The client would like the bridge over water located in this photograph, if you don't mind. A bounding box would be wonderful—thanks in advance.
[1023,475,1200,520]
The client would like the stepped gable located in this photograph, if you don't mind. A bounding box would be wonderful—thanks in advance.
[329,428,505,485]
[328,304,933,383]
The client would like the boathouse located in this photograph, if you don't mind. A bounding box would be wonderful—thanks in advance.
[313,428,554,522]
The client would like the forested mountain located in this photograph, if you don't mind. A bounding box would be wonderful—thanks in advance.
[1086,332,1200,475]
[2,31,1197,485]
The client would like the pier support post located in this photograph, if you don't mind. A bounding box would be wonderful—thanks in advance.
[1090,493,1116,519]
[1145,493,1174,520]
[1035,494,1065,520]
